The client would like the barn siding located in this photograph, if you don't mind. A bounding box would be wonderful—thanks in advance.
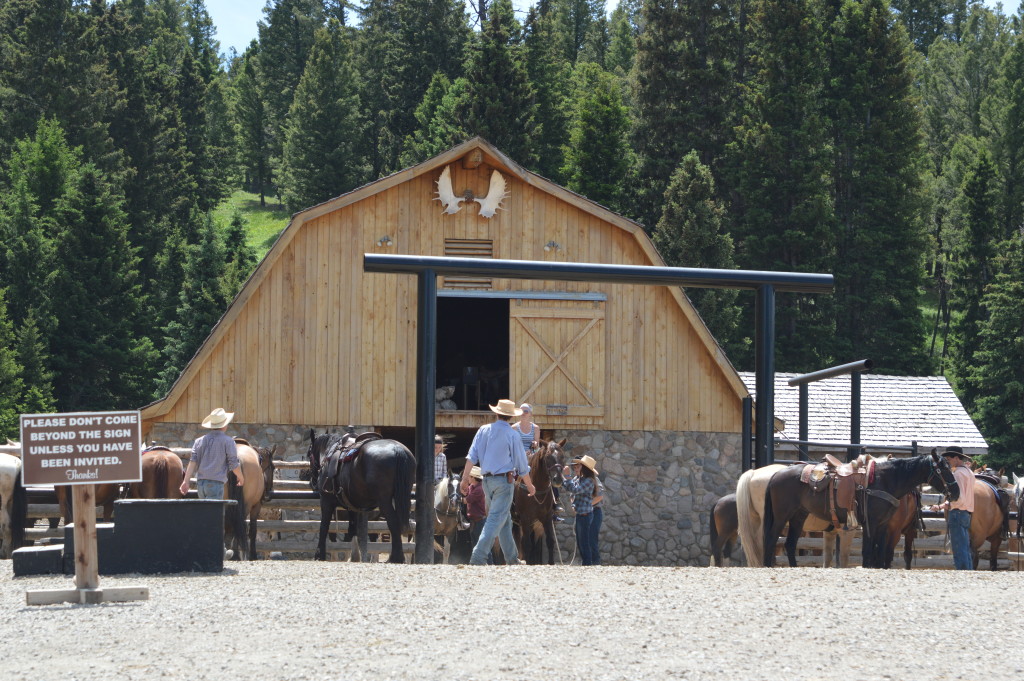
[149,145,744,436]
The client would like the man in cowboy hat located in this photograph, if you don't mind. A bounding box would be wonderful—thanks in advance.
[930,446,976,570]
[179,408,245,498]
[459,399,535,565]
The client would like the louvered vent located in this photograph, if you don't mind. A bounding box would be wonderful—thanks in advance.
[443,239,493,289]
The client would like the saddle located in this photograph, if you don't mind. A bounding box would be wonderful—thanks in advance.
[233,437,251,446]
[142,445,174,453]
[321,432,383,495]
[799,454,875,530]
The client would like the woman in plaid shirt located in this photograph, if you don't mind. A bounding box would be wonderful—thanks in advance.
[562,455,602,565]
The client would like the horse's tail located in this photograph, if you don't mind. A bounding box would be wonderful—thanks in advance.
[226,472,247,559]
[393,447,415,534]
[709,503,721,567]
[996,488,1011,540]
[735,469,762,566]
[153,456,169,499]
[762,484,777,568]
[11,466,28,550]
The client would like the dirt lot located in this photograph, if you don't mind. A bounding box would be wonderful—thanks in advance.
[1,562,1020,681]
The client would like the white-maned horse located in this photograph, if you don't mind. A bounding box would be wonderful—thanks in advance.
[735,463,854,568]
[0,452,29,558]
[433,474,462,563]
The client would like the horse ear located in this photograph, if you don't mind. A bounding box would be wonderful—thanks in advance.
[558,438,567,447]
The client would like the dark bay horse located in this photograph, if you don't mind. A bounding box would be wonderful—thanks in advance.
[224,440,276,561]
[127,446,184,499]
[512,439,566,565]
[710,493,739,566]
[763,452,958,568]
[307,430,416,563]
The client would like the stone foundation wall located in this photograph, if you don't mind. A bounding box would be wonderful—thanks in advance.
[148,423,740,566]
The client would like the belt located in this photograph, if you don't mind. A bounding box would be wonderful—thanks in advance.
[482,472,510,477]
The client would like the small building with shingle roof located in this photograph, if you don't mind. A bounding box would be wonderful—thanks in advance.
[739,372,987,457]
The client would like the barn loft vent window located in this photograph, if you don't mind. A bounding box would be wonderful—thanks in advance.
[443,238,493,289]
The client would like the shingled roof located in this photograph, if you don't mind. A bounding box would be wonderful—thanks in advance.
[739,373,987,456]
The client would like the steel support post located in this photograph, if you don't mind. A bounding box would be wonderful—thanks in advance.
[414,269,437,564]
[754,285,776,467]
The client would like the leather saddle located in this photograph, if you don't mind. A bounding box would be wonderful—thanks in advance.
[799,454,874,529]
[321,432,383,494]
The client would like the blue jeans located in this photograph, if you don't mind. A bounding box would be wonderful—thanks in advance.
[589,505,603,566]
[197,479,224,500]
[470,476,519,565]
[949,509,973,570]
[575,512,595,565]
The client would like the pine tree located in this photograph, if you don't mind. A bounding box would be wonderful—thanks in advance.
[889,0,954,52]
[232,45,273,205]
[0,289,26,439]
[280,20,367,212]
[630,0,737,231]
[983,31,1024,241]
[561,63,631,212]
[223,210,258,299]
[726,0,834,371]
[946,147,998,407]
[606,0,638,77]
[653,152,743,355]
[49,163,157,410]
[524,4,572,181]
[157,214,229,396]
[826,0,932,374]
[14,309,55,416]
[966,233,1024,470]
[551,0,604,64]
[456,0,539,166]
[400,72,457,166]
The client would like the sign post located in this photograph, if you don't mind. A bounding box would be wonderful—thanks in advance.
[20,411,149,606]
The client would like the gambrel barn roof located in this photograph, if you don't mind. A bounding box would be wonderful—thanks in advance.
[739,372,987,455]
[142,138,750,434]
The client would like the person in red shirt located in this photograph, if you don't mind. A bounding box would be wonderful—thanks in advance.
[464,466,492,565]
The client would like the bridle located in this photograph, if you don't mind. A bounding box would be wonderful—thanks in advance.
[929,455,959,501]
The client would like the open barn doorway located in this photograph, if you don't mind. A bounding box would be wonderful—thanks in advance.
[436,296,509,411]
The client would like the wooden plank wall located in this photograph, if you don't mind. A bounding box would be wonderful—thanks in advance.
[158,159,743,433]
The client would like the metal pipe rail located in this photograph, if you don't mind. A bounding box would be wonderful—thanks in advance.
[774,439,919,454]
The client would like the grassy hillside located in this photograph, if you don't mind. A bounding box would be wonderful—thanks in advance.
[212,190,291,260]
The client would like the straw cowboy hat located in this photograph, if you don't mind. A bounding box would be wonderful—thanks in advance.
[940,446,973,462]
[201,408,234,429]
[572,455,598,474]
[489,399,523,417]
[470,466,483,480]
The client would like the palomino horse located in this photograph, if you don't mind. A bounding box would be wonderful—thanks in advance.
[0,453,28,558]
[307,430,416,563]
[512,438,566,565]
[966,472,1011,571]
[127,446,184,499]
[223,439,276,561]
[433,473,462,563]
[735,464,855,568]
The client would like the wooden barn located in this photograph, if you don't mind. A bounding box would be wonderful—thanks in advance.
[141,138,750,565]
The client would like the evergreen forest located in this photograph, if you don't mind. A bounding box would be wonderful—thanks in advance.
[1,0,1022,469]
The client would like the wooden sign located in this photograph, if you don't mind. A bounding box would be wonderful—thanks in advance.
[19,410,142,486]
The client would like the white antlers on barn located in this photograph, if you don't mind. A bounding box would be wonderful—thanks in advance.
[434,164,507,218]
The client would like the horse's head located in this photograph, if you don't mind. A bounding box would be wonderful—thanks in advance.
[538,438,567,489]
[258,445,277,502]
[434,473,461,514]
[928,450,960,501]
[305,430,333,491]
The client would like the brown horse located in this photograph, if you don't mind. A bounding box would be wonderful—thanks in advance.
[55,483,121,525]
[968,474,1011,571]
[127,446,184,499]
[710,493,739,566]
[433,473,462,563]
[224,439,276,560]
[512,439,566,565]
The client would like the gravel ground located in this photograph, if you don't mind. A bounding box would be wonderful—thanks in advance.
[1,561,1020,681]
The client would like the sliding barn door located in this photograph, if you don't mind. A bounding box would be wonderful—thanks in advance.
[509,299,605,418]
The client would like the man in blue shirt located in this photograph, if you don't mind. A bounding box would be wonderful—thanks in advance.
[180,408,245,499]
[459,399,535,565]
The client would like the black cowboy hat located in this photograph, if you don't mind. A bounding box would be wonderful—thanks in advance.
[940,446,973,462]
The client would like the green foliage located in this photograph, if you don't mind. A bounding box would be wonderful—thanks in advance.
[223,210,259,299]
[280,20,367,212]
[652,152,744,356]
[157,214,230,397]
[232,46,274,205]
[561,63,631,213]
[0,289,25,439]
[966,234,1024,470]
[524,6,572,181]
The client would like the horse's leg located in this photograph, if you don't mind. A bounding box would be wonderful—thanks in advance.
[838,529,853,568]
[822,531,834,568]
[248,503,260,561]
[355,512,371,563]
[783,512,807,568]
[903,531,914,570]
[544,518,556,565]
[316,498,334,561]
[988,535,1001,571]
